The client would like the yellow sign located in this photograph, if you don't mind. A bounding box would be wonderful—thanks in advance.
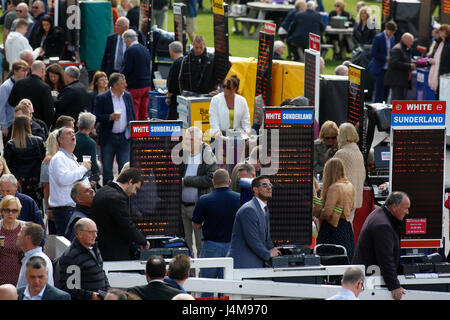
[212,0,224,15]
[349,67,361,86]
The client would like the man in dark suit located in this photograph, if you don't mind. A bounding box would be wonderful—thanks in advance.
[287,0,324,62]
[100,17,130,77]
[93,72,135,184]
[91,168,150,261]
[368,20,397,103]
[128,255,184,300]
[227,175,281,268]
[18,256,71,300]
[54,66,89,125]
[353,191,410,300]
[8,60,54,128]
[121,28,152,121]
[165,40,183,120]
[384,32,416,101]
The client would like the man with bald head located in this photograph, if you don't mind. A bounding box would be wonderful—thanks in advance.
[58,218,110,300]
[101,16,130,77]
[384,32,416,101]
[0,284,18,300]
[8,60,55,127]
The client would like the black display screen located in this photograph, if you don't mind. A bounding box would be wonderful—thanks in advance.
[304,51,317,109]
[255,32,274,106]
[129,121,183,236]
[213,4,229,84]
[391,129,444,242]
[264,107,314,245]
[173,3,187,54]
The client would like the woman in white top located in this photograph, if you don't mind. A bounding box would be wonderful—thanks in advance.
[209,75,251,138]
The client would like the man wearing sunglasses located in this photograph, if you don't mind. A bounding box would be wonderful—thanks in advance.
[227,175,281,268]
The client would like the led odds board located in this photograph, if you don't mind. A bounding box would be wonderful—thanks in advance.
[263,106,314,245]
[129,121,183,236]
[390,101,446,248]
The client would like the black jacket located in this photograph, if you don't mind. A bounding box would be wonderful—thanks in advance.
[4,135,45,180]
[91,181,147,261]
[179,142,217,198]
[384,42,413,88]
[8,74,55,128]
[41,26,66,59]
[54,80,89,122]
[179,49,217,94]
[287,9,325,49]
[57,238,110,300]
[64,204,92,242]
[353,206,402,291]
[352,22,376,47]
[128,281,184,300]
[430,36,450,77]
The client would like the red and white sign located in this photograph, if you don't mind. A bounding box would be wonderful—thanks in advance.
[265,110,282,124]
[264,22,276,35]
[309,33,321,52]
[405,218,427,235]
[131,124,150,137]
[392,101,446,114]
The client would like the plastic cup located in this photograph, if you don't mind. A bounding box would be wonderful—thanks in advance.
[83,155,91,162]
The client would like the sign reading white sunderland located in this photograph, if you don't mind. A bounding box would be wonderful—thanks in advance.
[148,123,183,136]
[391,101,446,127]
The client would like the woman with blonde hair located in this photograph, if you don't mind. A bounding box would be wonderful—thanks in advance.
[40,129,59,234]
[313,157,355,261]
[3,116,45,203]
[352,6,376,48]
[0,156,11,178]
[0,195,25,285]
[314,120,339,178]
[333,122,366,222]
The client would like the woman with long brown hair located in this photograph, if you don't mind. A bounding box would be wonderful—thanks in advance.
[3,116,45,204]
[313,157,355,261]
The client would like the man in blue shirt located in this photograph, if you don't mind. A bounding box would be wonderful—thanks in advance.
[192,168,240,296]
[327,267,365,300]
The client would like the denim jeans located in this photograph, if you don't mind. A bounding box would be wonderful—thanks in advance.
[199,240,230,297]
[53,207,75,236]
[100,133,130,184]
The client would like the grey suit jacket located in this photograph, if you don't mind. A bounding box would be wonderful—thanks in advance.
[18,284,71,300]
[227,197,274,268]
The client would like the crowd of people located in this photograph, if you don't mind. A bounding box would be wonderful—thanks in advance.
[0,0,446,302]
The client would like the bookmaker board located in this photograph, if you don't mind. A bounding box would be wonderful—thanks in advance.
[263,106,314,245]
[129,121,183,236]
[390,101,446,248]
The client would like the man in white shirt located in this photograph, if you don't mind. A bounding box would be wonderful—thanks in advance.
[327,267,365,300]
[5,18,41,69]
[18,256,70,300]
[16,222,53,288]
[48,126,91,235]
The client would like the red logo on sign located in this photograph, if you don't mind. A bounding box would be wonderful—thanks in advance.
[264,22,276,35]
[265,110,282,124]
[392,101,447,114]
[309,33,321,52]
[405,218,427,235]
[131,124,150,137]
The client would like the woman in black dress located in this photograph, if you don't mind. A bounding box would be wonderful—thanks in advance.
[38,15,66,59]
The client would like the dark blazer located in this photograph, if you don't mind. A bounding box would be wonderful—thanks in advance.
[352,22,376,47]
[287,9,325,49]
[120,42,152,89]
[41,26,66,59]
[91,181,147,261]
[368,31,395,75]
[101,31,147,78]
[18,284,71,300]
[93,90,135,146]
[352,206,402,291]
[54,80,89,122]
[384,42,413,88]
[8,74,55,128]
[227,197,274,269]
[430,36,450,77]
[4,135,45,180]
[128,281,184,300]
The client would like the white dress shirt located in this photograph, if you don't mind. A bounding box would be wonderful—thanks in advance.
[48,148,89,207]
[23,285,47,300]
[326,288,359,300]
[16,247,54,289]
[111,89,128,133]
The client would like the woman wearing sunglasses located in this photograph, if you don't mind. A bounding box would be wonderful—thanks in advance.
[209,75,251,139]
[0,195,25,285]
[313,120,339,180]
